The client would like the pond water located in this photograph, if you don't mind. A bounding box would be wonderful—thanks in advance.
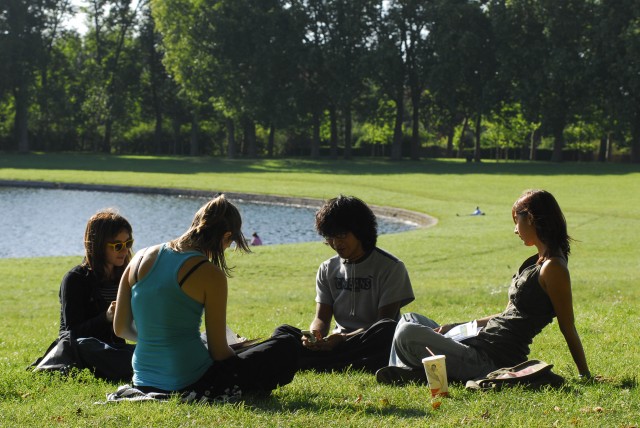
[0,187,417,258]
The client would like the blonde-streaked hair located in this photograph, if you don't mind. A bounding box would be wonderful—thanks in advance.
[169,194,250,276]
[81,209,133,281]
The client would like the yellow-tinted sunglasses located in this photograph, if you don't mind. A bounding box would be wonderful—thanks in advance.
[106,239,134,252]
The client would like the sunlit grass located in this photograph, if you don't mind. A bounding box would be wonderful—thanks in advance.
[0,153,638,426]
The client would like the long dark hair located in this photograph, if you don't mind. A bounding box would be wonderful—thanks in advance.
[169,194,250,276]
[512,189,571,261]
[82,209,133,281]
[315,195,378,252]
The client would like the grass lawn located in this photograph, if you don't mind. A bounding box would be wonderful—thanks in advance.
[0,153,638,427]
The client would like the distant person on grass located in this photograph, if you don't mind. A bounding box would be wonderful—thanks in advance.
[56,209,135,381]
[114,194,297,402]
[471,206,484,216]
[272,195,415,373]
[376,189,591,385]
[250,232,262,246]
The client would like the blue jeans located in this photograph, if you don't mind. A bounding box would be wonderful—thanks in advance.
[389,313,497,381]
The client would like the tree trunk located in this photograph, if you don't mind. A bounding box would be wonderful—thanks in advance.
[529,127,540,161]
[410,86,420,160]
[631,111,640,163]
[226,117,236,159]
[445,122,454,158]
[171,118,181,154]
[103,116,112,153]
[329,106,338,159]
[310,108,320,158]
[550,121,565,162]
[244,118,257,158]
[343,102,352,159]
[391,91,404,161]
[267,123,275,157]
[473,112,482,162]
[458,116,469,159]
[152,85,163,154]
[598,134,608,162]
[14,84,29,153]
[189,114,199,156]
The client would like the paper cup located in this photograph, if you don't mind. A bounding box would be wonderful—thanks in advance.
[422,355,449,397]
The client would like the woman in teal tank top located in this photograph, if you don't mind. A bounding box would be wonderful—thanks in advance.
[114,194,298,401]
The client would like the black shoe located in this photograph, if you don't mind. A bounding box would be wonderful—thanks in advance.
[376,366,425,385]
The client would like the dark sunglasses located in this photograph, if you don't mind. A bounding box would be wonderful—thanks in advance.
[106,239,134,252]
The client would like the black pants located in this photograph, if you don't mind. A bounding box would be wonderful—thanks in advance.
[272,318,397,373]
[185,333,298,399]
[75,338,135,382]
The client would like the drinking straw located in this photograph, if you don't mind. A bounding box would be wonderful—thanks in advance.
[425,346,435,356]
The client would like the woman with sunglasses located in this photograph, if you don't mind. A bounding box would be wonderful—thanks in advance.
[114,194,298,402]
[57,209,136,381]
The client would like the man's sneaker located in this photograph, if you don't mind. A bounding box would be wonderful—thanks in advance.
[375,366,426,385]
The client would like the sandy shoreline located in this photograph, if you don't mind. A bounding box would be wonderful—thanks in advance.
[0,179,438,228]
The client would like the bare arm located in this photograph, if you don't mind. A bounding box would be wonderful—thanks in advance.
[475,313,501,328]
[113,263,137,342]
[540,258,590,377]
[377,302,402,321]
[184,261,235,362]
[308,302,333,339]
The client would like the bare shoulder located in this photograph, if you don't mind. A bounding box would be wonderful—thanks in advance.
[129,244,162,284]
[541,256,569,273]
[138,244,162,269]
[539,257,571,292]
[180,258,227,303]
[180,257,226,287]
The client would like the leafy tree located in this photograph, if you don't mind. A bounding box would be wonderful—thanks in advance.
[490,0,592,162]
[303,0,382,159]
[428,0,496,160]
[368,2,409,160]
[390,0,434,160]
[484,102,539,160]
[0,0,71,152]
[591,0,640,162]
[136,2,189,154]
[80,0,146,153]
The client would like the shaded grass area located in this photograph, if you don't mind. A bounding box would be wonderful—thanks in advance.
[0,154,639,426]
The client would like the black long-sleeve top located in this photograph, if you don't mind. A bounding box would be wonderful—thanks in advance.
[58,264,125,344]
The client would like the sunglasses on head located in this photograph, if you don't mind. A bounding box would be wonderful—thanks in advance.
[106,239,134,252]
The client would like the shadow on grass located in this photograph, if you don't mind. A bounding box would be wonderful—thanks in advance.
[242,394,430,419]
[2,153,639,176]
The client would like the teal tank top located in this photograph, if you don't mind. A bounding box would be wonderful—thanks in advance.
[131,244,212,391]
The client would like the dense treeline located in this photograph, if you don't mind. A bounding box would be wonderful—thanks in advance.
[1,0,638,162]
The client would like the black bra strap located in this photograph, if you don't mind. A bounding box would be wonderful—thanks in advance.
[179,259,209,287]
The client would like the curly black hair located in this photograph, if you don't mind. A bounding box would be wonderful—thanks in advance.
[315,195,378,252]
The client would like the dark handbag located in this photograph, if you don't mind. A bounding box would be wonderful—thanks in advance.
[465,359,565,391]
[28,330,84,375]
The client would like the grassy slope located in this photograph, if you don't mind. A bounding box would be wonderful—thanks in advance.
[0,153,638,427]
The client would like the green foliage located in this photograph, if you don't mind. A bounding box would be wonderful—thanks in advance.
[1,1,640,160]
[0,154,639,425]
[357,99,396,146]
[564,121,600,153]
[484,102,539,150]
